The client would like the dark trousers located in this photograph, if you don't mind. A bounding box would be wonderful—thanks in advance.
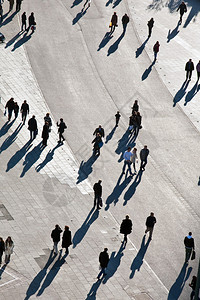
[122,160,132,175]
[190,290,195,300]
[42,137,48,146]
[197,71,200,81]
[140,158,147,170]
[8,109,13,121]
[179,13,184,22]
[59,132,65,142]
[110,24,116,33]
[30,130,37,140]
[186,70,192,80]
[22,112,28,124]
[0,14,3,23]
[116,118,120,126]
[148,27,152,37]
[21,21,26,31]
[185,247,192,262]
[16,1,22,11]
[94,194,100,209]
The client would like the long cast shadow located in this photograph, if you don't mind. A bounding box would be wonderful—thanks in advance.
[135,38,149,58]
[6,140,32,172]
[112,0,122,8]
[24,250,56,300]
[20,142,44,177]
[5,31,24,48]
[35,144,62,172]
[76,155,98,183]
[0,120,15,138]
[85,277,103,299]
[115,129,136,162]
[97,32,113,51]
[167,264,192,299]
[167,22,180,43]
[0,264,7,279]
[123,170,143,205]
[105,173,132,210]
[173,80,189,107]
[73,208,99,248]
[0,123,23,154]
[183,4,199,28]
[71,0,83,8]
[105,126,116,143]
[37,251,68,296]
[142,60,155,81]
[130,235,150,279]
[72,8,87,25]
[184,82,199,105]
[107,32,125,56]
[105,0,113,6]
[103,244,124,284]
[0,11,17,27]
[12,32,31,51]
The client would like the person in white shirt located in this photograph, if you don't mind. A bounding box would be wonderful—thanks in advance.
[130,148,138,174]
[122,147,133,175]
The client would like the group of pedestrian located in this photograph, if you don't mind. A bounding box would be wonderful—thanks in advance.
[109,12,129,34]
[5,98,28,123]
[0,236,14,265]
[51,225,72,255]
[122,145,149,175]
[21,12,36,34]
[129,100,142,136]
[185,59,200,81]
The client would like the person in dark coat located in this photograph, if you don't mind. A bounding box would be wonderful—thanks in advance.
[0,5,3,23]
[147,18,154,37]
[132,100,139,114]
[62,226,72,254]
[44,113,52,132]
[16,0,22,12]
[121,13,129,32]
[0,237,5,265]
[185,59,194,81]
[115,111,121,127]
[120,215,132,246]
[28,115,37,140]
[110,12,118,33]
[145,212,156,240]
[27,12,35,33]
[8,0,14,12]
[177,1,187,24]
[93,180,102,210]
[21,100,29,124]
[184,232,195,263]
[135,111,142,136]
[51,224,62,255]
[5,98,15,121]
[57,118,67,143]
[21,12,26,31]
[189,275,197,300]
[42,121,49,147]
[97,248,109,279]
[140,145,149,171]
[93,125,105,138]
[153,41,160,61]
[14,102,19,119]
[92,133,102,156]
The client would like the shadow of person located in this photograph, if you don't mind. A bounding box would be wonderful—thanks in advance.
[20,142,44,177]
[11,32,31,51]
[24,250,56,300]
[5,31,24,48]
[183,3,199,28]
[0,11,17,28]
[72,8,87,25]
[107,32,125,56]
[73,208,99,248]
[85,277,103,299]
[35,143,62,172]
[0,120,15,138]
[115,129,135,162]
[105,173,132,210]
[105,0,113,6]
[103,244,124,284]
[112,0,122,8]
[105,126,116,144]
[135,38,149,58]
[123,170,143,205]
[0,264,7,279]
[167,22,180,43]
[173,80,190,107]
[141,60,155,81]
[71,0,83,8]
[6,140,32,172]
[36,251,68,296]
[76,155,98,184]
[184,81,199,105]
[97,32,113,51]
[167,264,192,299]
[0,123,23,154]
[129,235,150,279]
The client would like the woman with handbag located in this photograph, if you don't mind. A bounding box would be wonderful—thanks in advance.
[5,236,14,264]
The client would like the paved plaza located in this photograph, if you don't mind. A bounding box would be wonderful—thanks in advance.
[0,0,200,299]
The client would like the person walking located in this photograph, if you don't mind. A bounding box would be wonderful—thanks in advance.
[196,60,200,81]
[184,232,195,263]
[57,118,67,143]
[21,12,26,31]
[5,98,15,121]
[13,102,19,119]
[122,147,133,175]
[0,5,3,23]
[185,59,194,81]
[5,236,14,264]
[62,226,72,254]
[92,133,102,156]
[153,41,160,61]
[16,0,22,12]
[140,145,149,171]
[27,12,35,33]
[147,18,154,37]
[93,180,102,210]
[21,100,29,124]
[93,125,105,138]
[145,212,156,240]
[130,148,138,174]
[177,1,187,24]
[132,100,139,114]
[51,224,62,255]
[42,121,49,147]
[121,13,129,33]
[44,113,52,132]
[110,12,118,33]
[97,248,109,280]
[135,111,142,136]
[8,0,14,12]
[189,276,197,300]
[115,111,121,127]
[28,115,37,140]
[0,237,5,266]
[120,215,132,246]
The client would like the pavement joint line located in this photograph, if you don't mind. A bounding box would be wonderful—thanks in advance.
[0,270,19,287]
